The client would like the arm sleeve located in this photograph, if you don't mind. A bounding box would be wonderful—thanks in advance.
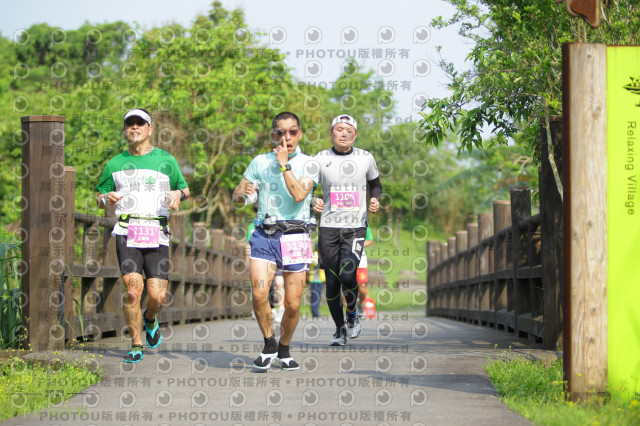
[367,176,383,200]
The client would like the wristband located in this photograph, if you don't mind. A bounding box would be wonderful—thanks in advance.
[102,194,108,206]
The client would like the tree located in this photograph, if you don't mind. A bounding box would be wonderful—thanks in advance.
[0,2,400,232]
[419,0,640,161]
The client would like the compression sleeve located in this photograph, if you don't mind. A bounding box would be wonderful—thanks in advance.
[368,176,382,200]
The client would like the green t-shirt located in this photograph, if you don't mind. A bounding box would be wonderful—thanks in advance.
[360,226,374,268]
[96,147,188,242]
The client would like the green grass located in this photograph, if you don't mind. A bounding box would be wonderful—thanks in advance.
[1,231,22,349]
[367,224,427,286]
[302,286,425,318]
[0,351,101,421]
[485,352,640,425]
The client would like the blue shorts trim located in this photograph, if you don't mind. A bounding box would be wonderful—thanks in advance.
[249,227,309,272]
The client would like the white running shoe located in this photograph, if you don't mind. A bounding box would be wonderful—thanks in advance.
[346,315,362,339]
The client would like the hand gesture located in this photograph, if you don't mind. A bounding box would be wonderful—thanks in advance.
[312,197,325,213]
[368,197,380,213]
[273,137,288,167]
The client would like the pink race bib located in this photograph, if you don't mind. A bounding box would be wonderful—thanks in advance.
[126,218,160,248]
[280,233,312,265]
[330,191,360,211]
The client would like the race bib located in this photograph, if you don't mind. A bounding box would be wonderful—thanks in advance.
[126,218,160,248]
[280,233,312,265]
[330,188,360,212]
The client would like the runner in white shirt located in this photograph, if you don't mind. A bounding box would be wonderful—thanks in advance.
[312,115,382,345]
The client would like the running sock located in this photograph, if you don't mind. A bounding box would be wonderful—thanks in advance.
[277,342,291,359]
[263,335,277,354]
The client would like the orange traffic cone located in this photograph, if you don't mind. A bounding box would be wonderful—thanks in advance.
[363,297,376,319]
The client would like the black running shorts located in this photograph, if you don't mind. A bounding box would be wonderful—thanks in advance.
[115,235,170,280]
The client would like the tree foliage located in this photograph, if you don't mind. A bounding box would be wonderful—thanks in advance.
[419,0,640,160]
[0,2,397,231]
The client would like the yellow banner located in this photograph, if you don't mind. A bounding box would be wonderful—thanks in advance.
[606,46,640,400]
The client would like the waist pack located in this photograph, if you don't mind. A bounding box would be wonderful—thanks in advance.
[118,214,170,235]
[262,219,317,235]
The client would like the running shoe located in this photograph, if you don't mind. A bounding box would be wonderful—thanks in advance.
[144,312,162,349]
[329,326,347,346]
[357,304,365,319]
[123,345,144,363]
[346,315,362,339]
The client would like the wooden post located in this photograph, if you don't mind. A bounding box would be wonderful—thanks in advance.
[20,115,66,350]
[191,224,207,322]
[493,200,511,330]
[455,230,467,321]
[511,187,532,338]
[478,213,493,326]
[562,43,608,399]
[102,206,123,336]
[439,242,448,316]
[447,237,456,319]
[168,215,186,325]
[210,229,224,319]
[541,116,564,350]
[426,241,439,316]
[61,167,76,340]
[467,223,479,324]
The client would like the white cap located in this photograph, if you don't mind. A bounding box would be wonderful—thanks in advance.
[331,114,357,131]
[123,109,151,126]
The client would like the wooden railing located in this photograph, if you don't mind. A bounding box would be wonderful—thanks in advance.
[426,117,564,350]
[19,115,251,350]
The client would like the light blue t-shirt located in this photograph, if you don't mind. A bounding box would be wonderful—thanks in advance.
[243,147,319,223]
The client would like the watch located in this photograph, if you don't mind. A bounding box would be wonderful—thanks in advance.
[280,164,292,172]
[179,189,186,201]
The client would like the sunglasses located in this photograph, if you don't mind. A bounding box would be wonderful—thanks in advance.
[273,128,300,138]
[125,117,148,127]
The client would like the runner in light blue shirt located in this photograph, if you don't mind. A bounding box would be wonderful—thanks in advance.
[232,112,319,372]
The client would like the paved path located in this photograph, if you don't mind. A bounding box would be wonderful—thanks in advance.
[3,312,559,426]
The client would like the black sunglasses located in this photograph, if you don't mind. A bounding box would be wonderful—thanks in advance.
[125,117,148,127]
[273,128,300,138]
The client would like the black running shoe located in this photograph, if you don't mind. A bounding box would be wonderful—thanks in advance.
[329,326,347,346]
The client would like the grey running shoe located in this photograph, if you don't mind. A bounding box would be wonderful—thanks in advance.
[346,315,362,339]
[330,326,347,346]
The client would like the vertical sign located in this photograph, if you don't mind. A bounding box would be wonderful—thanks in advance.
[606,46,640,400]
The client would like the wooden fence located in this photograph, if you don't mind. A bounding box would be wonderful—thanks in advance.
[19,115,251,351]
[426,117,563,350]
